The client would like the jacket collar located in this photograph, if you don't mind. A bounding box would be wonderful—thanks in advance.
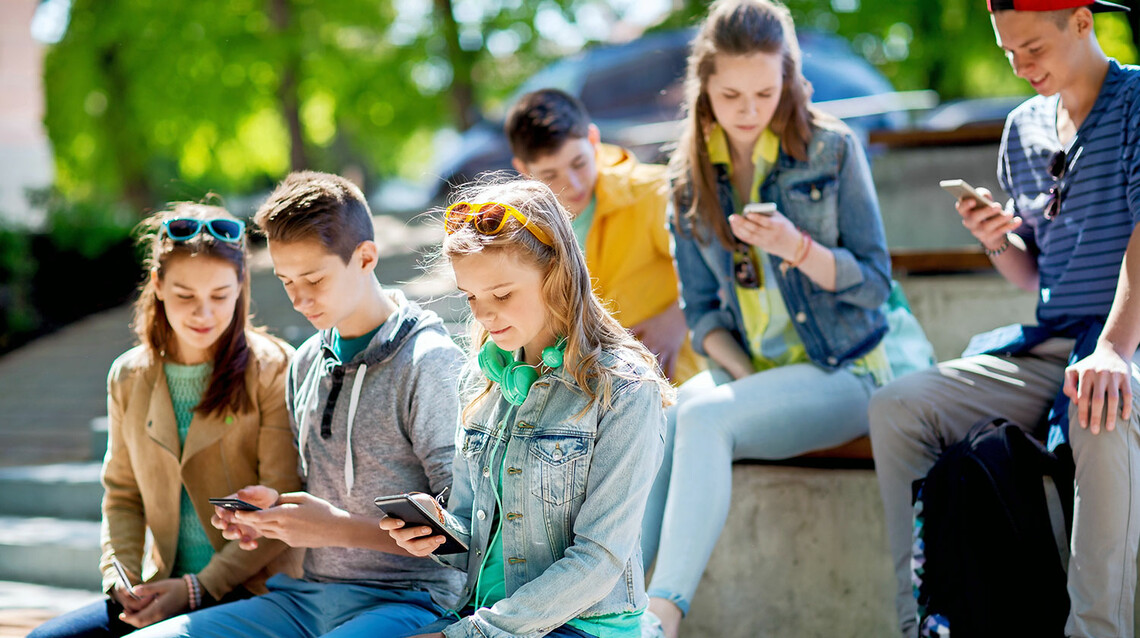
[706,123,780,172]
[592,143,640,219]
[144,358,240,464]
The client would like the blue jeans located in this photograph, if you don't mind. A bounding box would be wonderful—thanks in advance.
[27,598,135,638]
[127,574,442,638]
[642,363,875,613]
[27,588,252,638]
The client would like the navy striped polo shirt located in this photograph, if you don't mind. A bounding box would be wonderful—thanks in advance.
[998,60,1140,322]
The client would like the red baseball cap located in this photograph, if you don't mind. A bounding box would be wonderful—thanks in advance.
[988,0,1130,12]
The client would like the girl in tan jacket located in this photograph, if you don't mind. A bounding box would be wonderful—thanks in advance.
[29,203,301,638]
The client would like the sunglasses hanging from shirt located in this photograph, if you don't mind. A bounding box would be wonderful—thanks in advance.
[1043,142,1082,221]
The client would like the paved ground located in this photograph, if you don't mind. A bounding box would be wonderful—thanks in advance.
[0,210,460,629]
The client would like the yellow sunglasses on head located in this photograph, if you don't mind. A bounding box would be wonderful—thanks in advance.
[443,201,554,247]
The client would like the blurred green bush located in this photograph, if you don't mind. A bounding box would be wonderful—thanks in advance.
[1,191,139,354]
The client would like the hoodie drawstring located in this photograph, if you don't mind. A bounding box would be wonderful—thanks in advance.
[343,363,367,494]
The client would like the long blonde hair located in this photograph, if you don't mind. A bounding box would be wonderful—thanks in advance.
[440,178,674,422]
[671,0,823,249]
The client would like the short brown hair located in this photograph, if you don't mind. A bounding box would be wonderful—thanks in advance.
[505,89,591,163]
[254,171,374,263]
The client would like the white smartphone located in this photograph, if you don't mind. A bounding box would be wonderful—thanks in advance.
[939,179,994,207]
[743,202,778,217]
[110,555,141,600]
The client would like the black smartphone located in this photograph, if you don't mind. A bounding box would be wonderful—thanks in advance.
[208,497,262,512]
[374,493,468,555]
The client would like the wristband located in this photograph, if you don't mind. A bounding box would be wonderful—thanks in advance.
[983,236,1011,257]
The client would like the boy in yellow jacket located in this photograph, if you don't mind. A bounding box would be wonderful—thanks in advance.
[505,88,701,383]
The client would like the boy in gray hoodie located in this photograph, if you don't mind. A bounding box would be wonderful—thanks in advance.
[132,171,465,638]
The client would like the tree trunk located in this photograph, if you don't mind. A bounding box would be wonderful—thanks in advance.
[270,0,308,171]
[433,0,477,131]
[98,45,155,215]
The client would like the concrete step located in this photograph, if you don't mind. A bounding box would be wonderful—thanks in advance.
[0,463,103,520]
[0,517,102,590]
[0,580,104,637]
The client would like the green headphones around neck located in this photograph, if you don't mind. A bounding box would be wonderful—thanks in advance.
[478,338,566,406]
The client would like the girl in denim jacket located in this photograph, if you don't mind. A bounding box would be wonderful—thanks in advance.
[640,1,907,635]
[383,178,674,638]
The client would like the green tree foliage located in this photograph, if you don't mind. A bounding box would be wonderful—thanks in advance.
[43,0,674,214]
[42,0,1135,215]
[44,0,453,211]
[781,0,1136,100]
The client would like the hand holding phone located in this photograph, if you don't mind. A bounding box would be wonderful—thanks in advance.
[110,555,141,601]
[939,179,994,207]
[375,493,467,554]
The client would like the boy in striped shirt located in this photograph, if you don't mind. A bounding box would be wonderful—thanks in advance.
[868,1,1140,636]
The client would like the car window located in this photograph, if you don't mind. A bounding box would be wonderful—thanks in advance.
[579,46,688,122]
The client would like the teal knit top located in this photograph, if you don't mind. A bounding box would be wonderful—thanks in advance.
[164,362,216,576]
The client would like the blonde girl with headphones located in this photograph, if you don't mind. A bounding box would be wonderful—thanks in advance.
[382,178,674,638]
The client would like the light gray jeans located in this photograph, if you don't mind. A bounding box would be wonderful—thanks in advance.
[641,362,876,613]
[869,337,1140,638]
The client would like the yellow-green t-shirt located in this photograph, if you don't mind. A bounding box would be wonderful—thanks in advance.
[708,124,891,384]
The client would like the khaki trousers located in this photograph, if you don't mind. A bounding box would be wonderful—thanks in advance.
[868,337,1140,638]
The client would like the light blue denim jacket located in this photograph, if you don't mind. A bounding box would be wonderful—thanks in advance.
[672,121,892,369]
[435,348,666,638]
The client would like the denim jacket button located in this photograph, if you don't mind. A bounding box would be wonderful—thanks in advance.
[827,356,838,365]
[482,467,490,478]
[795,312,807,323]
[477,509,486,521]
[811,186,821,201]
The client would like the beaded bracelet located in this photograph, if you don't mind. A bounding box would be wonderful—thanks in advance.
[983,236,1011,257]
[183,573,201,610]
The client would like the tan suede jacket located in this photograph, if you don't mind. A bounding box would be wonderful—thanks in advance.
[99,330,301,600]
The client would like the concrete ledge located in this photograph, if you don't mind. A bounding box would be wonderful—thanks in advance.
[0,517,101,590]
[0,463,103,521]
[682,464,895,638]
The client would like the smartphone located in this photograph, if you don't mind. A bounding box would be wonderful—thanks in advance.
[743,202,778,217]
[110,555,141,600]
[208,497,262,512]
[939,179,994,207]
[374,493,468,555]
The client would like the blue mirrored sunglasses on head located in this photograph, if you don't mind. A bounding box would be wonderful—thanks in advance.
[162,217,246,243]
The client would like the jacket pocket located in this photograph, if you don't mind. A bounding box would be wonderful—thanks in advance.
[783,176,839,245]
[529,434,591,506]
[460,426,491,459]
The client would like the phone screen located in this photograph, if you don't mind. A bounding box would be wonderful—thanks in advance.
[208,497,262,512]
[374,494,468,554]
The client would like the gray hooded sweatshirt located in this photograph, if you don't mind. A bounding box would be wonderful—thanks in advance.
[286,292,465,608]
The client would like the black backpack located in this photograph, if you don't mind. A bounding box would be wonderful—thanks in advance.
[912,417,1074,637]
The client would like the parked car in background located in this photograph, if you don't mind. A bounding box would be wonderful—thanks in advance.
[384,28,916,211]
[916,95,1025,131]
